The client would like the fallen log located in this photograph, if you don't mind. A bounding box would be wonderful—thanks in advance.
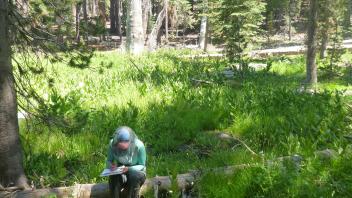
[3,149,337,198]
[180,43,352,59]
[0,186,75,198]
[180,53,225,59]
[209,131,258,156]
[190,78,214,86]
[315,149,337,160]
[140,176,171,195]
[0,176,172,198]
[0,163,256,198]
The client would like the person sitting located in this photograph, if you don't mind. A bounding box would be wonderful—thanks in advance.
[106,126,146,198]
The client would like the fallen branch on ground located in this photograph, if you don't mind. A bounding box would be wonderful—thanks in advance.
[2,140,338,198]
[214,131,258,156]
[0,176,172,198]
[190,78,214,86]
[180,43,352,59]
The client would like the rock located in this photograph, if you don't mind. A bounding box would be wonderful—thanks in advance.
[344,134,352,142]
[217,132,235,141]
[266,154,303,171]
[248,63,267,69]
[315,149,337,160]
[222,69,235,79]
[343,90,352,96]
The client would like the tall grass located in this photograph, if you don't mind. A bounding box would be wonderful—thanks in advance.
[19,50,352,196]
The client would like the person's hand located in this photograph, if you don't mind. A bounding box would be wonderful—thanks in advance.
[110,163,117,171]
[121,166,128,173]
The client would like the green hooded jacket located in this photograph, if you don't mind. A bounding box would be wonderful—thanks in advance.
[106,129,146,174]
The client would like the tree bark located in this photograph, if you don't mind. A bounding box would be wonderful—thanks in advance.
[165,0,168,43]
[0,176,172,197]
[82,0,88,41]
[0,153,303,197]
[320,29,328,59]
[344,0,352,33]
[83,0,88,25]
[142,0,151,36]
[92,0,97,17]
[126,0,145,54]
[110,0,122,37]
[99,0,107,21]
[147,7,166,51]
[98,0,107,41]
[87,0,93,17]
[199,0,208,51]
[306,0,318,84]
[110,0,117,34]
[199,16,208,51]
[288,0,292,41]
[0,165,249,197]
[0,0,29,190]
[117,0,122,38]
[329,22,339,75]
[75,3,81,42]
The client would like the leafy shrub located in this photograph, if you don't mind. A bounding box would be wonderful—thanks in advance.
[198,148,352,197]
[229,83,348,153]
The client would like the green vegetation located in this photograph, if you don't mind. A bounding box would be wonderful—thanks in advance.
[2,0,352,197]
[215,0,265,63]
[20,50,352,196]
[199,151,352,197]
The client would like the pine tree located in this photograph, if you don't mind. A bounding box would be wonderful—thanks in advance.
[126,0,144,54]
[306,0,319,84]
[217,0,265,66]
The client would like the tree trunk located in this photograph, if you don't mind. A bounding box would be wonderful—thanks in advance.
[0,153,304,197]
[199,0,208,51]
[82,0,88,41]
[199,16,208,51]
[83,0,88,25]
[0,176,171,198]
[117,0,122,39]
[126,0,144,54]
[288,0,292,41]
[344,0,352,34]
[98,0,107,41]
[147,7,166,51]
[142,0,151,36]
[92,0,97,17]
[75,3,81,42]
[288,16,292,41]
[320,29,328,59]
[306,0,318,84]
[329,22,339,75]
[165,0,168,43]
[0,0,29,190]
[87,0,92,17]
[0,164,249,197]
[266,11,274,43]
[110,0,122,37]
[110,0,116,34]
[98,0,107,25]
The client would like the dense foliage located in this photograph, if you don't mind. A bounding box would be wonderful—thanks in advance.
[2,0,352,197]
[19,51,352,197]
[216,0,265,64]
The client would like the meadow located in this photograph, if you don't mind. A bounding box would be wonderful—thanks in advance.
[19,50,352,197]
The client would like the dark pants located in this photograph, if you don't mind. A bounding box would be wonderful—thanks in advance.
[109,171,146,198]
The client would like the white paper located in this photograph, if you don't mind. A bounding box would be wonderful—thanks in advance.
[100,166,125,177]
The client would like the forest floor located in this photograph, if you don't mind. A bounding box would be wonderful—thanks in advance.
[93,33,352,61]
[18,49,352,197]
